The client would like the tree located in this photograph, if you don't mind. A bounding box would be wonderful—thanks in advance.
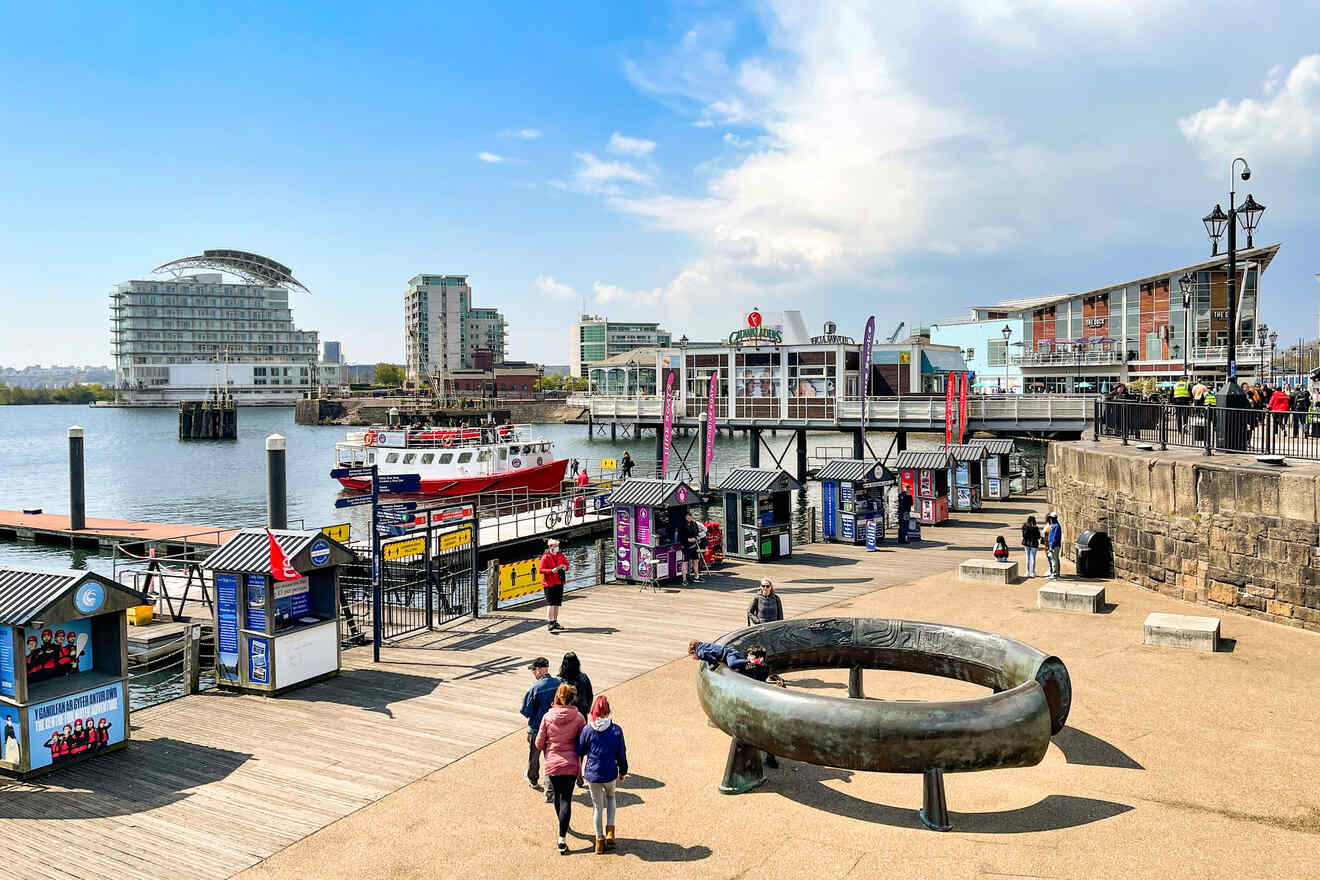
[373,363,406,387]
[537,373,565,391]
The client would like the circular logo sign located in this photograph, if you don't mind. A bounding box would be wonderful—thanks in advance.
[511,458,522,468]
[74,582,105,615]
[537,456,545,466]
[747,310,762,328]
[676,486,688,502]
[309,539,331,567]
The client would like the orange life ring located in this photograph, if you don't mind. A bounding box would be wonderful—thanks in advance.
[442,436,453,448]
[363,431,378,447]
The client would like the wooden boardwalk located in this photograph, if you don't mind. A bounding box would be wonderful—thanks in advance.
[0,509,234,551]
[0,497,1049,880]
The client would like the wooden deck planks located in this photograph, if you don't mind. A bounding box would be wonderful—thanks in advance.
[0,497,1047,880]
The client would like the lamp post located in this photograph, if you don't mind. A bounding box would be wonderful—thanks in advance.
[1000,324,1012,392]
[1269,329,1278,384]
[627,358,638,397]
[1178,272,1195,380]
[1202,157,1265,442]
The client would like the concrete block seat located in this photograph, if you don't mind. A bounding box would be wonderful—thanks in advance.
[1143,612,1220,652]
[1037,582,1105,613]
[958,559,1019,584]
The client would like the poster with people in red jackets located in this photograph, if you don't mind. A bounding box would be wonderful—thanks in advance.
[28,683,124,770]
[24,619,94,685]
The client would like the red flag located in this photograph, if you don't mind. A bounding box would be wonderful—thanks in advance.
[958,372,969,444]
[266,530,301,581]
[945,372,956,447]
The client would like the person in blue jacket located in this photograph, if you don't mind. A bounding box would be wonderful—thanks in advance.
[520,656,560,799]
[577,695,629,855]
[1045,512,1064,579]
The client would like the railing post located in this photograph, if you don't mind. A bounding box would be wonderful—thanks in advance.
[1159,403,1168,451]
[484,559,499,614]
[1093,400,1100,442]
[1121,403,1128,445]
[1204,406,1213,456]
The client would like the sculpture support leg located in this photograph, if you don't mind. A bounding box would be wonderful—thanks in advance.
[919,768,952,831]
[848,665,864,699]
[719,737,765,794]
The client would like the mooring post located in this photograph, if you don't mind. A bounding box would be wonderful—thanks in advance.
[68,426,86,531]
[484,559,500,614]
[594,538,606,584]
[266,434,287,530]
[807,507,817,543]
[795,429,808,483]
[183,623,202,695]
[749,427,761,468]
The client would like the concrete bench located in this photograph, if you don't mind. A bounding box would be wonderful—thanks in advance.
[1143,612,1220,653]
[958,559,1019,584]
[1037,583,1105,613]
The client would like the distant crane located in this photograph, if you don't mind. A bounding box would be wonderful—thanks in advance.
[885,322,906,344]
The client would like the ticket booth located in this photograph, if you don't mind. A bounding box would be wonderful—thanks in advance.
[610,479,702,584]
[817,459,895,545]
[0,566,148,778]
[718,467,803,561]
[202,529,355,696]
[896,451,953,525]
[970,439,1014,500]
[940,444,988,512]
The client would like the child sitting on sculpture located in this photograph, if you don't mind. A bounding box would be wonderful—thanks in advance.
[992,535,1010,562]
[688,641,786,769]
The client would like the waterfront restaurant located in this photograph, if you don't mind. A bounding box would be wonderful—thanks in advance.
[587,316,967,421]
[929,243,1280,394]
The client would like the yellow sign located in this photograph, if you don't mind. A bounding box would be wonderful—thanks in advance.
[382,536,426,561]
[320,523,350,543]
[439,526,473,552]
[498,558,542,602]
[600,458,618,470]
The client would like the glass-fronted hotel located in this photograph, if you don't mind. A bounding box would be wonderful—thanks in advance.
[930,244,1279,393]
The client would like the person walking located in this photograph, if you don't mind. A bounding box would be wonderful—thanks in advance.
[539,538,570,631]
[1291,384,1311,439]
[520,657,560,798]
[1173,375,1191,432]
[747,578,784,626]
[620,451,634,480]
[558,652,594,723]
[897,487,913,543]
[1268,385,1291,450]
[680,511,703,584]
[536,683,587,854]
[1045,512,1063,579]
[574,466,590,519]
[570,459,580,478]
[577,696,628,855]
[1020,515,1041,578]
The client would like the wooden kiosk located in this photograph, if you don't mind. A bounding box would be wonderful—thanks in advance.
[817,459,896,545]
[939,444,989,512]
[970,439,1014,500]
[896,451,953,525]
[610,478,702,584]
[719,467,803,561]
[202,529,355,696]
[0,566,148,778]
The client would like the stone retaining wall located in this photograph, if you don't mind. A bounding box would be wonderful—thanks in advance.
[1047,442,1320,633]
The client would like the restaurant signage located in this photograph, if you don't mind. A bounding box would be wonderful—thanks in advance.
[729,309,782,346]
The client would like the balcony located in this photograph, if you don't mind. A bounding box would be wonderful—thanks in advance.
[1012,349,1125,367]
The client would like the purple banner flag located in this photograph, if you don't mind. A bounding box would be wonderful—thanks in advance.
[705,370,719,475]
[860,316,876,440]
[661,370,676,479]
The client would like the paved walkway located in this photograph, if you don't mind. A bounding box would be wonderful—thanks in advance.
[0,499,1034,879]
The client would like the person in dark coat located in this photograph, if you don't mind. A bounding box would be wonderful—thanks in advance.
[897,488,914,543]
[520,657,561,798]
[747,578,783,626]
[558,652,594,725]
[734,644,786,767]
[620,451,634,479]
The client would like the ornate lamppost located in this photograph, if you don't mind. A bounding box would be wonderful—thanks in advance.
[1000,324,1012,392]
[1178,272,1195,379]
[1269,329,1278,384]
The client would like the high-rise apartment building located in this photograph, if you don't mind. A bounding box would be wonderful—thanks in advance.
[110,252,322,404]
[404,275,507,384]
[570,315,672,378]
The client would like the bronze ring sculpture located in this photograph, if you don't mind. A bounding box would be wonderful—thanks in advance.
[695,617,1071,831]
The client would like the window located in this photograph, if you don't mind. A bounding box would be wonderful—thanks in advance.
[402,453,416,464]
[421,453,434,464]
[386,453,400,463]
[368,452,376,464]
[438,453,454,464]
[478,450,492,462]
[987,340,1007,366]
[457,452,473,464]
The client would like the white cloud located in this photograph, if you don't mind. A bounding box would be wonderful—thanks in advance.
[534,275,575,298]
[1179,55,1320,166]
[563,152,650,195]
[607,132,657,156]
[953,0,1187,49]
[476,152,505,164]
[502,128,543,139]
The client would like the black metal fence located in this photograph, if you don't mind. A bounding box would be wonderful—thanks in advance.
[1095,399,1320,460]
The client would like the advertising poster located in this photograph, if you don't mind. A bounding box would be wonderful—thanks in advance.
[24,619,93,685]
[955,463,970,487]
[822,482,837,538]
[840,482,854,511]
[956,487,971,509]
[274,579,311,620]
[249,637,269,685]
[959,372,969,444]
[841,516,855,541]
[866,519,878,551]
[637,507,652,545]
[27,682,124,770]
[988,478,1001,497]
[0,625,14,697]
[216,573,239,682]
[986,457,1000,479]
[615,508,632,578]
[945,372,956,446]
[246,574,268,631]
[2,707,19,765]
[919,471,933,497]
[860,316,875,437]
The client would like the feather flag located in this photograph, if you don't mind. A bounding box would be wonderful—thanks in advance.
[267,530,302,581]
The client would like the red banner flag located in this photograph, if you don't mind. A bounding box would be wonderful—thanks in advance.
[661,370,676,479]
[945,372,956,447]
[267,530,302,581]
[958,371,969,444]
[704,370,719,475]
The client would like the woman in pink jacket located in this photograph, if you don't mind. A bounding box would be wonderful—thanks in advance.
[536,682,586,854]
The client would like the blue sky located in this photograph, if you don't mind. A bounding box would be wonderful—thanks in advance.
[2,0,1319,368]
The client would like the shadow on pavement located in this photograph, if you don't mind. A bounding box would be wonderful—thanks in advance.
[618,773,666,789]
[1052,726,1144,770]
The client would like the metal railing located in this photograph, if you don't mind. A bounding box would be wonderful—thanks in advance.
[1096,399,1320,461]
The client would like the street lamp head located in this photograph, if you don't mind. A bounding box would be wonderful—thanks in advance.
[1001,324,1012,342]
[1178,271,1196,306]
[1202,204,1228,255]
[1236,193,1265,247]
[1270,329,1278,346]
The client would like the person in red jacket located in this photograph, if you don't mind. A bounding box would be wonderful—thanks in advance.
[539,538,570,631]
[1269,386,1291,445]
[574,467,589,518]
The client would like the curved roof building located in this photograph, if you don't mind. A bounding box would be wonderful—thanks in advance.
[154,249,310,293]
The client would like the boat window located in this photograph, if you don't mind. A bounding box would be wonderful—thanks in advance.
[541,443,550,453]
[478,450,492,463]
[438,453,453,464]
[386,453,400,463]
[368,452,376,464]
[402,453,417,464]
[337,448,352,464]
[498,447,507,461]
[421,453,434,464]
[457,452,473,464]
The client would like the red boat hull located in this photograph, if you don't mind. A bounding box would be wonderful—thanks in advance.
[335,458,569,497]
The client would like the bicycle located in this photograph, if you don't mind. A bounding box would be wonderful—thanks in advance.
[544,497,575,530]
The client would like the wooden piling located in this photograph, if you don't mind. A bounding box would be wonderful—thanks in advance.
[183,623,202,695]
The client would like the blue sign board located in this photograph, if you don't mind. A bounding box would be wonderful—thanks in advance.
[0,626,14,697]
[377,510,411,524]
[334,494,373,508]
[330,466,375,479]
[216,574,239,681]
[249,637,269,685]
[73,581,106,615]
[841,515,855,541]
[308,539,331,567]
[865,519,878,551]
[377,501,418,513]
[246,574,268,631]
[27,682,125,770]
[822,481,837,539]
[377,474,422,492]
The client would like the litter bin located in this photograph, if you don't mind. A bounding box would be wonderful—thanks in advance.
[1074,530,1112,578]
